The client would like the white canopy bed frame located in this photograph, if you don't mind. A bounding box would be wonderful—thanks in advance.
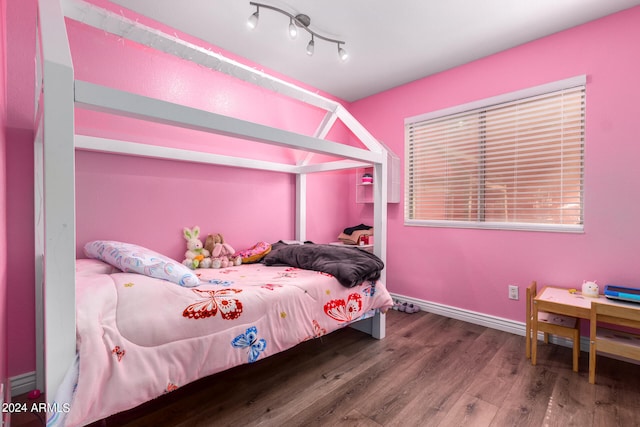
[35,0,391,407]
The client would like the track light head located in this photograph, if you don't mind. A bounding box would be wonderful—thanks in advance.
[247,8,259,29]
[288,18,297,39]
[338,44,349,61]
[306,36,315,56]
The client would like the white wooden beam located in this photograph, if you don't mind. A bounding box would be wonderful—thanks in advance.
[314,111,339,140]
[335,104,384,153]
[295,174,306,242]
[372,161,388,269]
[37,0,76,404]
[75,135,299,173]
[298,160,370,174]
[76,136,373,176]
[299,111,340,167]
[74,80,384,165]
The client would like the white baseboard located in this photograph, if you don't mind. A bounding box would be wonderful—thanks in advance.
[391,293,591,352]
[1,382,7,427]
[10,371,36,397]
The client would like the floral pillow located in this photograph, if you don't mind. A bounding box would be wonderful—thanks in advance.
[84,240,200,287]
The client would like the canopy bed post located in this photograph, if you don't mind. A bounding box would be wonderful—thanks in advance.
[373,160,389,339]
[351,159,388,339]
[35,0,76,401]
[295,173,307,242]
[372,160,388,265]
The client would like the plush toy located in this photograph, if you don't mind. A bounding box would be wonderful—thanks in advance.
[205,233,242,269]
[235,241,272,264]
[582,280,599,298]
[182,226,211,269]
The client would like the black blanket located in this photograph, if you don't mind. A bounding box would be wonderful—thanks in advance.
[262,242,384,288]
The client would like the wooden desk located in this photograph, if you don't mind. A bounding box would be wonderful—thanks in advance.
[532,286,624,368]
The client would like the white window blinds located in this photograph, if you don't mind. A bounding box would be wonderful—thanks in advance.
[405,79,585,232]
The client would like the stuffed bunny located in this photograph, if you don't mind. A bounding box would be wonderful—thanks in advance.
[205,233,242,269]
[182,226,211,269]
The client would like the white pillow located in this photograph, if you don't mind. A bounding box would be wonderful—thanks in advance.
[84,240,200,287]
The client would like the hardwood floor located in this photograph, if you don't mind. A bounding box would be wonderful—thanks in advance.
[12,310,640,426]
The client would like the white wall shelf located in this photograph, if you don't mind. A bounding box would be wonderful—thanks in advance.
[356,151,400,204]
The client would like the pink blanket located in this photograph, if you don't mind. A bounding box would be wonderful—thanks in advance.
[67,261,393,426]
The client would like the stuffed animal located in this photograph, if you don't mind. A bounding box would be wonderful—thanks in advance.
[582,280,599,298]
[182,226,211,269]
[234,241,272,264]
[205,233,242,268]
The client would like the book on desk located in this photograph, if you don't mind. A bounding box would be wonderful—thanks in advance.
[604,284,640,304]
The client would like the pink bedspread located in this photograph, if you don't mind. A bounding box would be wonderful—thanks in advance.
[67,261,393,426]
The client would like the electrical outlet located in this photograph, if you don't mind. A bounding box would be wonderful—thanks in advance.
[508,285,519,300]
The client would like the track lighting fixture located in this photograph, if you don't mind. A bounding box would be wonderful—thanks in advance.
[247,2,348,61]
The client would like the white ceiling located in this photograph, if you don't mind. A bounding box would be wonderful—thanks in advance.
[110,0,640,102]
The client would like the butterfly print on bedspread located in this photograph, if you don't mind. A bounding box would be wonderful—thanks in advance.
[362,281,377,296]
[231,326,267,363]
[112,346,125,362]
[276,271,297,279]
[312,319,327,338]
[207,279,234,286]
[323,293,363,322]
[183,288,243,320]
[303,319,327,341]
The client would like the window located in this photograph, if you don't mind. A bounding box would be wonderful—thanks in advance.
[405,77,585,232]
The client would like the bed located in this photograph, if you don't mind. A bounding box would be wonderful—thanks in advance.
[35,0,392,425]
[57,245,391,426]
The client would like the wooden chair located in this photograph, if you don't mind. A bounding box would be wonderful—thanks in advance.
[589,301,640,384]
[526,281,580,372]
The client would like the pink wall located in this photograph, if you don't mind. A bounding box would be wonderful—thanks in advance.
[1,0,9,409]
[350,6,640,321]
[5,0,36,379]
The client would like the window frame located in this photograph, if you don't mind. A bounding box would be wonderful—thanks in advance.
[404,75,586,233]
